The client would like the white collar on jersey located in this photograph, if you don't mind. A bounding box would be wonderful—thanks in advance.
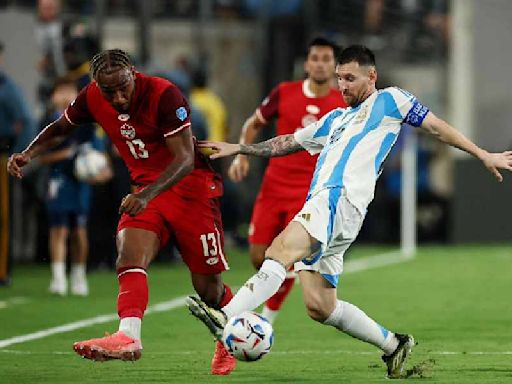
[302,79,315,98]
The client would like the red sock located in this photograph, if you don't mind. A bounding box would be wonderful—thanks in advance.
[265,276,295,311]
[117,266,148,319]
[219,283,233,308]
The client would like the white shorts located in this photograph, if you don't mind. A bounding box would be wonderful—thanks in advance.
[292,188,364,287]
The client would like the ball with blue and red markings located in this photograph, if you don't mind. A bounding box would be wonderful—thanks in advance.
[222,311,274,362]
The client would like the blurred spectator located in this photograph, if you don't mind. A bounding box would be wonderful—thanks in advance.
[191,69,227,142]
[0,41,36,285]
[38,78,110,296]
[242,0,303,18]
[62,35,99,90]
[35,0,66,108]
[401,0,450,61]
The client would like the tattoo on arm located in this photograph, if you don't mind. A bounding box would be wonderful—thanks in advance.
[239,134,303,157]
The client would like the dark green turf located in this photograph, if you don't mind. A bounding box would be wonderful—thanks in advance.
[1,245,511,383]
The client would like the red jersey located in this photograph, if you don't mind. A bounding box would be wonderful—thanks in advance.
[256,79,346,199]
[65,73,222,198]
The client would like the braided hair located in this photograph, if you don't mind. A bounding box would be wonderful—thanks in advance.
[90,49,133,80]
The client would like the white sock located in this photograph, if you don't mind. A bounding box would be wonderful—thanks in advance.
[71,263,86,281]
[324,300,399,355]
[119,317,142,340]
[260,306,279,324]
[51,261,66,282]
[223,259,286,319]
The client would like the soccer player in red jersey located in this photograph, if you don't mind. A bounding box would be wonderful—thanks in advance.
[228,37,347,324]
[7,49,236,375]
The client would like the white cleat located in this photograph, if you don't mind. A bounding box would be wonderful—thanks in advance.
[71,278,89,296]
[49,279,68,296]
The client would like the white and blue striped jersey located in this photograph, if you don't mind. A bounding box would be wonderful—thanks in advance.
[294,86,429,214]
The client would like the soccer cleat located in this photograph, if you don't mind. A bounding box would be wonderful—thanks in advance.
[71,278,89,296]
[186,296,227,341]
[73,331,142,362]
[211,340,237,375]
[49,279,67,296]
[382,333,415,379]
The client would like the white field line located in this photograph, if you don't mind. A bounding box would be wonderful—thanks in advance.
[0,250,409,349]
[0,296,187,349]
[0,296,30,309]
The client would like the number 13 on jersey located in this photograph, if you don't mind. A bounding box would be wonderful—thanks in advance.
[126,139,149,159]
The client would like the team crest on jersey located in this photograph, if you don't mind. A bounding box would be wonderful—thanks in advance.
[354,105,369,124]
[306,104,320,115]
[120,123,136,139]
[176,107,188,121]
[301,114,318,129]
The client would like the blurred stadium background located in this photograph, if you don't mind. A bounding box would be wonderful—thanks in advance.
[0,1,511,382]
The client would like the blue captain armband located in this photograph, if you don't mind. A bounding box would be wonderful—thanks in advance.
[404,100,429,127]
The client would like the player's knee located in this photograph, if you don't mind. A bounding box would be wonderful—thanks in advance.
[304,297,331,323]
[115,250,147,269]
[265,239,296,269]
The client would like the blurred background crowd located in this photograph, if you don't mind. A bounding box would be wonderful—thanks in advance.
[0,0,510,285]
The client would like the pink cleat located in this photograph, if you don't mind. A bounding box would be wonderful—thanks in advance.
[73,331,142,362]
[211,340,237,375]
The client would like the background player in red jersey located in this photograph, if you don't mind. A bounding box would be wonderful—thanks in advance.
[7,49,236,375]
[228,37,347,323]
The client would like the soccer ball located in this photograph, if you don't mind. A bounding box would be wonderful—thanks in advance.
[222,311,274,362]
[74,149,108,181]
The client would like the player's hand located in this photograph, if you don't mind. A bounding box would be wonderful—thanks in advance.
[7,152,31,179]
[197,141,240,160]
[119,192,148,216]
[228,154,249,182]
[481,150,512,182]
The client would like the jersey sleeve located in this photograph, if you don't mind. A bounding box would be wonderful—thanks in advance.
[388,87,430,127]
[64,85,96,125]
[157,86,192,137]
[255,85,280,123]
[294,108,344,155]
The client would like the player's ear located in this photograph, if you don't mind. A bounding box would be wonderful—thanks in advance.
[368,66,377,85]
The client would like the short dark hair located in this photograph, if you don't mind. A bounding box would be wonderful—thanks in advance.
[307,36,339,57]
[90,49,133,79]
[337,45,376,67]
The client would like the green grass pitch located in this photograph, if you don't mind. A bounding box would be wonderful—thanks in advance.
[0,245,511,383]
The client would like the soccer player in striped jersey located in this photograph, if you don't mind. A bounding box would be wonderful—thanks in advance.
[188,45,512,378]
[229,37,346,324]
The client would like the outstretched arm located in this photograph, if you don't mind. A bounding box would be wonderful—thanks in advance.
[7,115,76,179]
[198,134,304,160]
[420,112,512,182]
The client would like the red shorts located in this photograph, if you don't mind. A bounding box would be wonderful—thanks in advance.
[118,189,229,274]
[248,192,305,245]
